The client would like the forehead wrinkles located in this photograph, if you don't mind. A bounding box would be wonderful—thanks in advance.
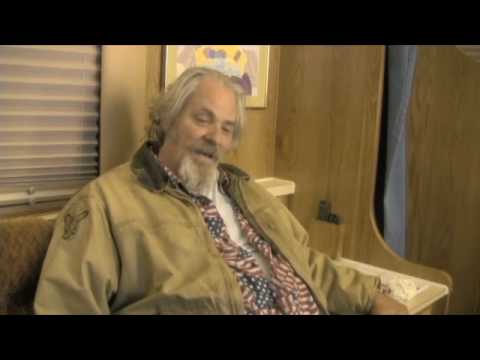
[189,78,237,121]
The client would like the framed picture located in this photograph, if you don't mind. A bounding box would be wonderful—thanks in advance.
[163,45,270,108]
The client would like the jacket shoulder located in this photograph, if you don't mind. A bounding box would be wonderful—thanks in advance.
[66,162,133,204]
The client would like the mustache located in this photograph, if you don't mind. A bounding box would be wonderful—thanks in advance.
[191,143,221,160]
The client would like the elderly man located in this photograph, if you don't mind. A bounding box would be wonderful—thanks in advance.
[34,67,406,315]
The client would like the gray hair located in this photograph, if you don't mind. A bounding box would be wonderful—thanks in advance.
[148,66,247,147]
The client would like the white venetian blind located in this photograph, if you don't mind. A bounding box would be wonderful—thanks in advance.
[0,45,101,216]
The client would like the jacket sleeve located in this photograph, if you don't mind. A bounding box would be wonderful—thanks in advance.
[34,191,120,314]
[283,203,381,314]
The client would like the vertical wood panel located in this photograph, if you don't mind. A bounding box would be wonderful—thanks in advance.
[407,45,480,313]
[275,46,452,300]
[275,46,385,257]
[146,46,163,107]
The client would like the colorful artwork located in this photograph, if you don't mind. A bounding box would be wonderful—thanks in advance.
[164,45,269,108]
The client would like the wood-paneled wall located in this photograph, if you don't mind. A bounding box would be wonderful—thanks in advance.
[407,46,480,313]
[274,46,452,295]
[275,45,386,260]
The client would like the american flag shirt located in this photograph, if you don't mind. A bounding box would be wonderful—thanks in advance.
[159,162,322,315]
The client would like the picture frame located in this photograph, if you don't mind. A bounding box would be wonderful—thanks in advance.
[163,45,270,108]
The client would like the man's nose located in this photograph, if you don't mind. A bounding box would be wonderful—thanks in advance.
[203,125,221,145]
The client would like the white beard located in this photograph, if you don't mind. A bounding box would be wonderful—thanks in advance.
[178,153,218,195]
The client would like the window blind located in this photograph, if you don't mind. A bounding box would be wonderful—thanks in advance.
[0,45,101,216]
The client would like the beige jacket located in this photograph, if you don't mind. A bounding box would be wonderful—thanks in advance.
[34,142,380,314]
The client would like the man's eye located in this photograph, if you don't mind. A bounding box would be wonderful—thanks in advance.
[195,116,208,124]
[222,126,234,134]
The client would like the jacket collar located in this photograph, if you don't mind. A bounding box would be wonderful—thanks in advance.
[131,141,250,192]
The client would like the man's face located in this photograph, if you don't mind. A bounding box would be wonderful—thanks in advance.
[159,76,238,185]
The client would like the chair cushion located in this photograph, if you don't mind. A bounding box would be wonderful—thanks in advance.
[0,216,54,314]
